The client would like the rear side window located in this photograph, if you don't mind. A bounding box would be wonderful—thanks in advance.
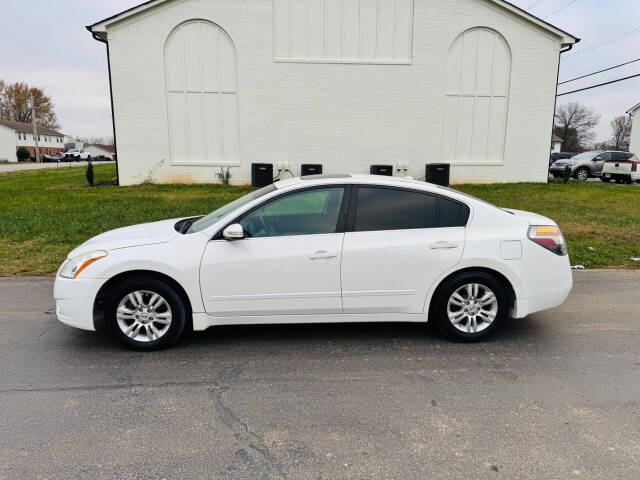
[611,152,628,161]
[352,187,469,232]
[354,187,436,231]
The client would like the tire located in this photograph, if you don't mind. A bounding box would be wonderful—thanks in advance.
[574,167,590,181]
[430,271,508,342]
[87,155,91,161]
[105,276,187,350]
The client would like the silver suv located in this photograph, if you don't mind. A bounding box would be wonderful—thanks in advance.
[549,151,629,181]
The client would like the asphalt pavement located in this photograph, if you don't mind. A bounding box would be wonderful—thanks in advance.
[1,270,639,479]
[0,160,114,172]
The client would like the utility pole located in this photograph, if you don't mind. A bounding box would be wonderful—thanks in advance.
[28,94,41,163]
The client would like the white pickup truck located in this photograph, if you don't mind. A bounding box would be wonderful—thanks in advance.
[601,152,639,184]
[63,149,91,161]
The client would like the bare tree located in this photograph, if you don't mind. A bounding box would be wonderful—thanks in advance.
[554,102,600,152]
[0,80,60,129]
[609,115,632,151]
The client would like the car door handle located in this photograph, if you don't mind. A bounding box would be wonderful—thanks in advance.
[429,241,459,249]
[308,250,338,260]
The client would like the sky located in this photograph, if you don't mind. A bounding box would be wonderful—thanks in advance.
[0,0,638,142]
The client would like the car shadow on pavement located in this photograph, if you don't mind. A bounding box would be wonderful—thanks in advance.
[66,315,547,353]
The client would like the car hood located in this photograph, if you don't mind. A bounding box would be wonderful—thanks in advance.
[67,218,185,257]
[502,209,557,226]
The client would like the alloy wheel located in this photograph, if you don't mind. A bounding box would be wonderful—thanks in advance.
[116,290,172,342]
[446,283,498,333]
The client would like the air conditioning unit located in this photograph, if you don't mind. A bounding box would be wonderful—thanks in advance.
[251,163,274,187]
[425,163,450,187]
[370,164,393,176]
[301,164,323,176]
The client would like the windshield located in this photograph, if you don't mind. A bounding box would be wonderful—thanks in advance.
[569,151,600,161]
[187,184,277,233]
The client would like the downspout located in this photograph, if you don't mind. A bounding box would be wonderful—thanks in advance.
[548,41,577,182]
[88,28,120,186]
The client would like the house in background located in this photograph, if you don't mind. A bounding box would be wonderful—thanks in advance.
[627,102,640,154]
[551,134,563,153]
[88,0,578,186]
[85,143,115,159]
[0,119,65,162]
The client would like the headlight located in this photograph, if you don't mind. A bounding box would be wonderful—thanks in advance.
[59,250,108,278]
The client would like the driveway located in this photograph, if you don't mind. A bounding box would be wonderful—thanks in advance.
[0,160,114,172]
[1,270,639,479]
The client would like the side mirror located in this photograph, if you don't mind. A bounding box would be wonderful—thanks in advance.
[222,223,244,240]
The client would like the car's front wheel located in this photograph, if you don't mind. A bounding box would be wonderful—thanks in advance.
[575,167,590,181]
[106,276,187,350]
[431,271,508,341]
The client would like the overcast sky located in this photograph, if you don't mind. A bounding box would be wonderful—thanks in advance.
[1,0,638,142]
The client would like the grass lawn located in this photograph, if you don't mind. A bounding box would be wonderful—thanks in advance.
[1,163,638,276]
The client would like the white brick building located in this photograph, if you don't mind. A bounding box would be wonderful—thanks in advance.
[627,102,640,155]
[88,0,577,185]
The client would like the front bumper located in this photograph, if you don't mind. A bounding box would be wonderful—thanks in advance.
[53,275,105,331]
[549,165,575,176]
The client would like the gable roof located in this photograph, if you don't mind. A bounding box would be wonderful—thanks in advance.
[0,119,63,136]
[86,143,115,153]
[87,0,579,45]
[626,102,640,115]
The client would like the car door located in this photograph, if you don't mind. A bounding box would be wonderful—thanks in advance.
[592,152,611,175]
[199,186,348,316]
[341,186,468,314]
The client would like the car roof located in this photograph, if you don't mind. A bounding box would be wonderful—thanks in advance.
[272,174,480,205]
[275,173,430,189]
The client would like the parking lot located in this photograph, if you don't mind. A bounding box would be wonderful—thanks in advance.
[1,269,639,479]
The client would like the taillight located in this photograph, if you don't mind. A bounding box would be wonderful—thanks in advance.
[528,225,567,256]
[632,160,638,172]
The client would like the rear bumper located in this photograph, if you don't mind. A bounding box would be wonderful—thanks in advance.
[512,246,573,318]
[53,276,105,331]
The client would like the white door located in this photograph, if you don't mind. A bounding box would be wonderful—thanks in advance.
[341,186,467,314]
[200,187,347,316]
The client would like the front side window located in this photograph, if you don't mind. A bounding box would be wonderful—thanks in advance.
[240,187,345,238]
[595,152,611,161]
[354,187,469,232]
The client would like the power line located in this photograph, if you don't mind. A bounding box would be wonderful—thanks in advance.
[563,26,640,60]
[525,0,545,9]
[558,57,640,85]
[543,0,578,19]
[557,73,640,96]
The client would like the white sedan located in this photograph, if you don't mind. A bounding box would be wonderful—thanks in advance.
[54,174,572,350]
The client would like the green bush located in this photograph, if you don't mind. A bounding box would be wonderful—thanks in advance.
[16,147,30,162]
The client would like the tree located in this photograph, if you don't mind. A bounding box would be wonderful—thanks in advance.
[0,81,60,129]
[16,147,30,161]
[554,102,600,152]
[609,115,632,151]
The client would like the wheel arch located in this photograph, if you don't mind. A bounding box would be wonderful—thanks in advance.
[425,266,517,321]
[93,270,193,332]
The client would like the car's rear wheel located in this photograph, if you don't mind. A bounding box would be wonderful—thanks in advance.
[575,167,590,181]
[431,271,508,341]
[106,276,187,350]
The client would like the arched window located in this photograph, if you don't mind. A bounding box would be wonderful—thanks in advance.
[164,20,239,165]
[442,28,511,163]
